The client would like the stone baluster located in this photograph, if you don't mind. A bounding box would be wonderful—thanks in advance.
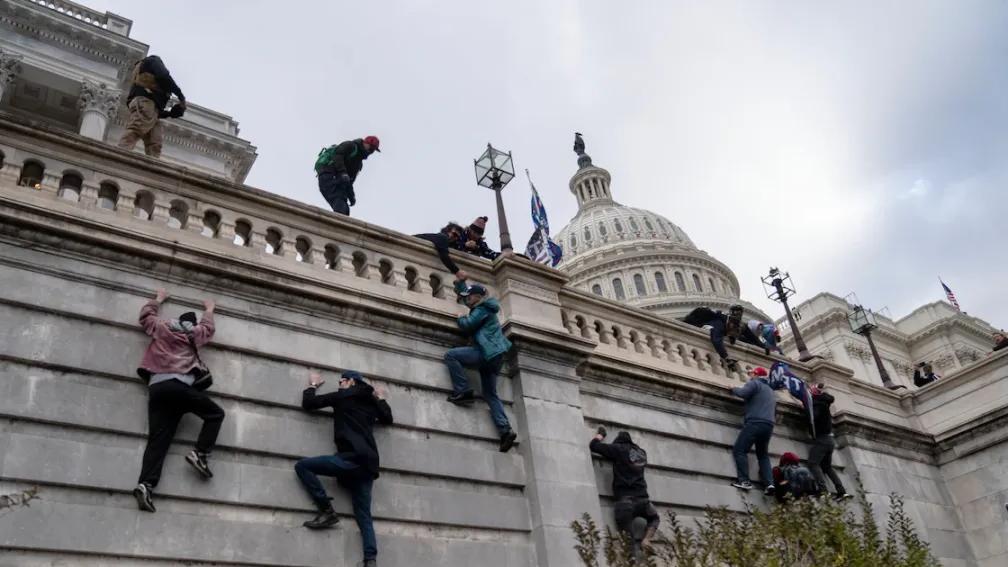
[217,222,236,244]
[115,191,136,218]
[39,172,61,196]
[0,162,20,186]
[78,80,121,141]
[186,213,204,235]
[151,203,171,225]
[79,181,99,208]
[279,238,297,258]
[249,231,267,252]
[308,247,328,268]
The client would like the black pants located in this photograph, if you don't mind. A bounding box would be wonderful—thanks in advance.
[614,496,660,541]
[318,172,352,215]
[808,435,846,495]
[138,379,226,487]
[738,326,763,349]
[682,307,729,359]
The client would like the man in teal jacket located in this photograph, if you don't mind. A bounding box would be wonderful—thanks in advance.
[444,281,518,452]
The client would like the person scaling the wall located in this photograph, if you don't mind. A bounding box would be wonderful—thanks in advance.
[443,281,518,452]
[681,306,741,369]
[117,55,187,158]
[314,136,380,216]
[294,369,393,567]
[729,366,777,495]
[589,426,660,560]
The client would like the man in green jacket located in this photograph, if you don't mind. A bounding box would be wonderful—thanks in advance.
[444,281,518,452]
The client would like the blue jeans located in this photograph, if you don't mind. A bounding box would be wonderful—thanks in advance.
[733,421,773,485]
[294,455,377,560]
[444,346,511,435]
[318,173,352,215]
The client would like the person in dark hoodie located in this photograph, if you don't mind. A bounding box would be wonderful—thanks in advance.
[414,222,469,281]
[730,366,777,495]
[457,216,500,261]
[807,383,850,499]
[117,55,186,158]
[444,281,518,452]
[295,369,393,567]
[771,451,820,503]
[590,426,659,560]
[314,136,380,215]
[133,288,223,513]
[912,362,940,387]
[682,306,736,367]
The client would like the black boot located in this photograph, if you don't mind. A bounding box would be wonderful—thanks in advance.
[185,450,213,479]
[303,502,340,529]
[499,430,517,453]
[133,483,156,513]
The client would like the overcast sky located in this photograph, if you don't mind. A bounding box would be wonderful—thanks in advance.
[86,0,1006,331]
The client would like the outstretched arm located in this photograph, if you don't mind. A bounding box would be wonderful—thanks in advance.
[191,299,216,346]
[373,386,394,425]
[139,288,169,336]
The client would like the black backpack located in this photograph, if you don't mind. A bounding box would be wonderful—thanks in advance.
[782,464,820,498]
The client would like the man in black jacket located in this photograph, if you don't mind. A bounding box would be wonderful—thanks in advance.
[590,426,659,560]
[295,370,393,567]
[315,136,380,215]
[414,222,469,281]
[456,216,501,261]
[117,55,186,158]
[807,384,850,499]
[913,362,940,387]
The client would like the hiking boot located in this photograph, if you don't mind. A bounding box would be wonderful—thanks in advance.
[303,506,340,529]
[185,450,213,479]
[764,485,776,497]
[133,483,156,513]
[835,492,854,501]
[499,430,518,453]
[731,480,753,491]
[447,390,477,406]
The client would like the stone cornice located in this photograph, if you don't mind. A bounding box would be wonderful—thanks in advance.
[1,0,147,77]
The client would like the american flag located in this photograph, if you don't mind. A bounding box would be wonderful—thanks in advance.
[940,279,961,311]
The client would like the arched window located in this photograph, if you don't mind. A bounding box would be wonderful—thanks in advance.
[693,274,703,292]
[295,237,312,262]
[709,277,717,293]
[133,191,154,220]
[234,220,252,247]
[633,274,646,296]
[612,278,626,300]
[167,200,188,229]
[201,211,221,237]
[644,218,654,231]
[655,272,668,292]
[97,182,118,210]
[591,284,603,296]
[18,161,44,189]
[583,226,592,241]
[598,222,607,236]
[674,271,686,292]
[59,172,83,202]
[265,228,283,255]
[629,217,639,231]
[570,233,578,248]
[614,218,623,233]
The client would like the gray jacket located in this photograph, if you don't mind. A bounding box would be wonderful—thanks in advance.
[731,378,776,425]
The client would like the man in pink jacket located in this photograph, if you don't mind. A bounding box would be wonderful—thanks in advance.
[133,288,224,513]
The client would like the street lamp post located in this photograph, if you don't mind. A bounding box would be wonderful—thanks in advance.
[761,267,814,361]
[847,303,903,390]
[474,143,516,253]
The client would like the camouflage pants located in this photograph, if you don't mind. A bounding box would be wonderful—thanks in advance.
[117,97,163,158]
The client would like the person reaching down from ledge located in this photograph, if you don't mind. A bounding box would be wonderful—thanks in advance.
[133,288,223,513]
[738,319,785,356]
[681,306,737,369]
[295,370,392,567]
[414,222,469,282]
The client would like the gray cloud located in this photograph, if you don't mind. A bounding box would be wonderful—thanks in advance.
[86,0,1007,330]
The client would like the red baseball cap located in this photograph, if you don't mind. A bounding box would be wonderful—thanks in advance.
[364,135,380,152]
[780,452,800,466]
[750,366,768,377]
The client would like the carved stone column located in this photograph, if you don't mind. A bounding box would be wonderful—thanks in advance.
[0,50,23,102]
[78,80,121,141]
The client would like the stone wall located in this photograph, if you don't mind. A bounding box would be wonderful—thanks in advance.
[0,113,1005,566]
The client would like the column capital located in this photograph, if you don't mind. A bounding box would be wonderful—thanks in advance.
[78,80,121,119]
[0,50,23,88]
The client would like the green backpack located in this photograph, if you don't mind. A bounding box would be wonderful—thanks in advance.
[314,143,358,173]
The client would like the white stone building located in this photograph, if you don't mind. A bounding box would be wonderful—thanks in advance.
[778,292,1000,389]
[0,0,257,183]
[555,144,772,322]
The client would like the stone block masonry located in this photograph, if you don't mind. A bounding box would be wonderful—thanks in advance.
[0,113,1005,565]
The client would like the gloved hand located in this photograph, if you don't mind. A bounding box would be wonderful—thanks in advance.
[596,425,607,438]
[167,104,185,119]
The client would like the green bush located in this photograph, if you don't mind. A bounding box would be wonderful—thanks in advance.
[571,493,940,567]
